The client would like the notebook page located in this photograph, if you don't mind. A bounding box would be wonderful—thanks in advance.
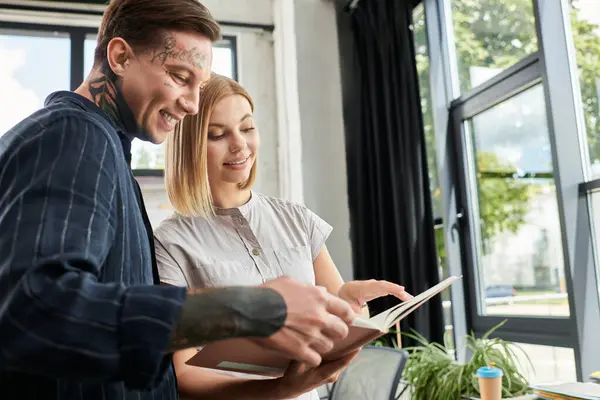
[384,276,461,329]
[366,301,408,330]
[351,316,382,330]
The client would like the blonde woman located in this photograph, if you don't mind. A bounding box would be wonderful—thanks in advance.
[154,75,412,400]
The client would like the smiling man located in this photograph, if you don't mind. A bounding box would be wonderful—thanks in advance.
[0,1,356,399]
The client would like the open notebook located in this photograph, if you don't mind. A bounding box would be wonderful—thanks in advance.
[186,275,462,377]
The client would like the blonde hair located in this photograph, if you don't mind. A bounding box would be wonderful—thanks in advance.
[165,74,257,217]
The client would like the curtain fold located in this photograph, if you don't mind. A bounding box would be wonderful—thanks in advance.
[344,0,444,346]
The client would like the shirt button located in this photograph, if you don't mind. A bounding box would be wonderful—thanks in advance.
[252,248,260,256]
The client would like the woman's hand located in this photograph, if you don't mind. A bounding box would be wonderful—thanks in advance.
[267,349,361,399]
[173,347,359,400]
[337,280,414,313]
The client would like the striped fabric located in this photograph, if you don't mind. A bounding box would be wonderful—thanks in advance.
[0,91,187,399]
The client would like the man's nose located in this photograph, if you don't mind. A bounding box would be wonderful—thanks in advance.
[180,90,199,115]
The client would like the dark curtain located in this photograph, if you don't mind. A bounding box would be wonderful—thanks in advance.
[340,0,444,346]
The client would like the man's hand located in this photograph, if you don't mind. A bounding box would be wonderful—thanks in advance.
[168,277,354,362]
[268,349,360,399]
[338,280,414,313]
[252,277,355,367]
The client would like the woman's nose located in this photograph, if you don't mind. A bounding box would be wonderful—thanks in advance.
[229,130,246,152]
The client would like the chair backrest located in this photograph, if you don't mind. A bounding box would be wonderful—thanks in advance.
[328,346,408,400]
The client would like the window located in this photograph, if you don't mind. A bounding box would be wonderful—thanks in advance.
[445,10,577,374]
[451,0,538,93]
[568,1,600,178]
[570,2,600,298]
[511,343,577,384]
[588,190,600,297]
[84,34,96,76]
[425,0,600,381]
[464,84,568,317]
[0,29,70,137]
[413,4,455,350]
[213,42,237,80]
[414,4,442,220]
[83,35,237,173]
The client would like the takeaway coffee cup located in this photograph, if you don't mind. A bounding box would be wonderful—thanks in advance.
[476,362,503,400]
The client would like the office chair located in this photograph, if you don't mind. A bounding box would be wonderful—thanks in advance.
[319,346,409,400]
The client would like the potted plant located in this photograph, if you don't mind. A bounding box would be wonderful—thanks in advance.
[400,321,535,399]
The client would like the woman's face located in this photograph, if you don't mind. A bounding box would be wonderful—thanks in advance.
[206,94,259,187]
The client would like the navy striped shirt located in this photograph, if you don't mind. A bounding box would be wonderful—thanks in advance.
[0,91,187,399]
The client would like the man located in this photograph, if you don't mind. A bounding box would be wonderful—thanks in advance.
[0,0,356,398]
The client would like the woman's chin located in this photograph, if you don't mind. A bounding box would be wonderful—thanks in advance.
[221,174,251,186]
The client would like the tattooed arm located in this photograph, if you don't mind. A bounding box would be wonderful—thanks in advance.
[168,286,286,351]
[169,277,355,367]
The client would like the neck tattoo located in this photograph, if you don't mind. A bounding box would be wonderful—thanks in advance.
[88,62,125,128]
[87,61,146,140]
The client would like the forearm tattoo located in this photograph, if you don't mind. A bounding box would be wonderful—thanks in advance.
[169,287,287,351]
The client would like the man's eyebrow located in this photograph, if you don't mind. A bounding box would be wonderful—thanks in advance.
[166,64,195,75]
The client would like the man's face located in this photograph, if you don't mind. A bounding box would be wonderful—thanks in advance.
[120,30,212,144]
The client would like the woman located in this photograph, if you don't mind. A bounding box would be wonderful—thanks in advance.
[154,75,412,399]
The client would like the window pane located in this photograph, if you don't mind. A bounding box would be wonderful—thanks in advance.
[588,191,600,299]
[413,4,442,220]
[213,43,235,79]
[0,30,70,137]
[451,0,538,93]
[466,85,569,317]
[413,3,455,350]
[84,34,96,76]
[568,1,600,178]
[84,37,236,170]
[510,343,577,385]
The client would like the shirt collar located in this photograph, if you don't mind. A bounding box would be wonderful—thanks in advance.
[214,191,257,217]
[45,91,134,165]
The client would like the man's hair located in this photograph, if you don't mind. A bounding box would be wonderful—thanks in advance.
[165,74,257,218]
[94,0,221,66]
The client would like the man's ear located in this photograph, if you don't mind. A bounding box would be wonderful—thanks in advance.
[106,37,133,76]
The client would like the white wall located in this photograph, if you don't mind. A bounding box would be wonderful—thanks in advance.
[200,0,273,25]
[292,0,353,281]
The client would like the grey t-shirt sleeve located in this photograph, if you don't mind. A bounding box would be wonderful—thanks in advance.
[154,234,190,288]
[301,206,333,261]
